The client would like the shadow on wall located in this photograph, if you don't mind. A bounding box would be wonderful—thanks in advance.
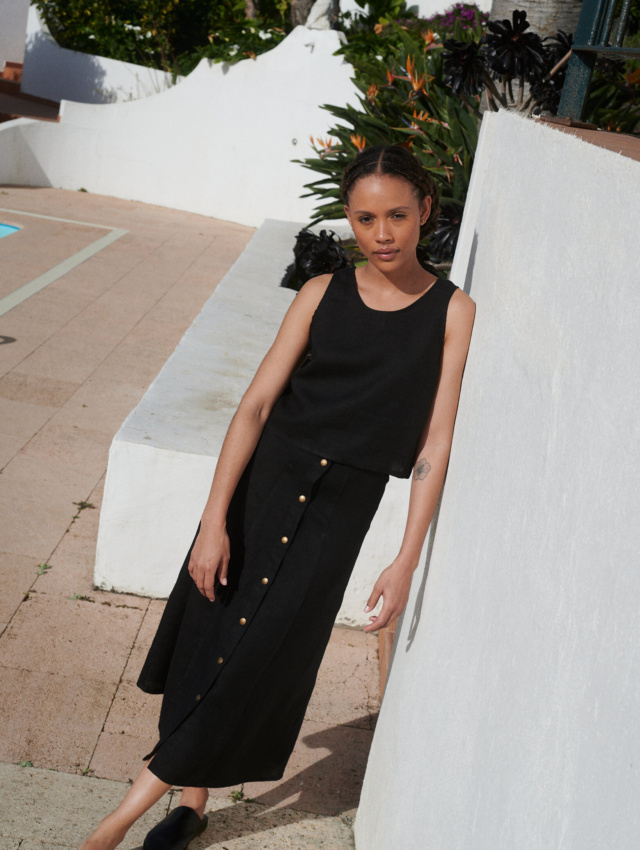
[0,134,54,188]
[24,30,116,104]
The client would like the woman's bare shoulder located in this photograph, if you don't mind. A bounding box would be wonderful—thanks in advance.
[445,287,476,340]
[449,287,476,317]
[297,273,333,300]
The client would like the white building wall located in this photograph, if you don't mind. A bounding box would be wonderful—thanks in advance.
[0,25,357,227]
[21,7,176,104]
[355,110,640,849]
[0,0,30,69]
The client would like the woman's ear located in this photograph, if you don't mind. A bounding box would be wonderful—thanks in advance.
[420,196,432,225]
[344,205,351,225]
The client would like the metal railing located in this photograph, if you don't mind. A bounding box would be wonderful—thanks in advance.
[557,0,640,120]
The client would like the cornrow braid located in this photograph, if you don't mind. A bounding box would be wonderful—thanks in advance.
[341,144,440,240]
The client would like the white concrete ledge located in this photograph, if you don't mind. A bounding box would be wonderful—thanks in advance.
[95,219,411,625]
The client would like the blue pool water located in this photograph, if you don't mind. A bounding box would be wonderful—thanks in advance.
[0,223,19,238]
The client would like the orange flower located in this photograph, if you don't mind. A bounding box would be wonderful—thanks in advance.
[386,68,396,86]
[412,108,429,122]
[350,133,366,152]
[374,23,384,35]
[367,83,379,102]
[421,29,438,48]
[399,138,414,151]
[625,67,640,86]
[405,55,431,93]
[311,136,337,157]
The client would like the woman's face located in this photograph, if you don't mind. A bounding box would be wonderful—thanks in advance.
[344,173,431,272]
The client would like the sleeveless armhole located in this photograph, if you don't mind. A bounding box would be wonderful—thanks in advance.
[307,266,352,331]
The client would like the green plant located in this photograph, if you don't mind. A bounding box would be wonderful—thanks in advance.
[18,759,33,767]
[300,15,481,264]
[35,0,295,76]
[36,563,52,575]
[229,783,255,802]
[73,500,96,511]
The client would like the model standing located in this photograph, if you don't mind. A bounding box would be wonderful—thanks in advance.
[81,144,475,850]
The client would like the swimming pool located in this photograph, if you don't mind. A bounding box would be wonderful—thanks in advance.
[0,223,19,238]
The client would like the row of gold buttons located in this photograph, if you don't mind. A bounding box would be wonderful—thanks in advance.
[195,459,329,704]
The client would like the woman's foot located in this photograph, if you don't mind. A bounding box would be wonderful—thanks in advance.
[143,806,208,850]
[79,765,171,850]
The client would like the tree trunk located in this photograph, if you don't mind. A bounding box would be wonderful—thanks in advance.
[489,0,583,38]
[291,0,316,26]
[245,0,259,18]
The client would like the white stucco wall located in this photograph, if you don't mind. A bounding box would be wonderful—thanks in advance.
[20,7,176,104]
[355,110,640,848]
[95,219,410,626]
[0,25,356,227]
[0,0,30,69]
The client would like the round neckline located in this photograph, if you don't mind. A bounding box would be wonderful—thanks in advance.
[352,266,439,314]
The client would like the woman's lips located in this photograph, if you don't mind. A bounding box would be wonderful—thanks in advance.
[374,249,398,260]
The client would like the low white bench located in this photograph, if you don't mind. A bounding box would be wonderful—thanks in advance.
[95,219,411,626]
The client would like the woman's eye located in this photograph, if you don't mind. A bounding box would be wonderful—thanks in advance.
[391,213,406,220]
[358,216,372,224]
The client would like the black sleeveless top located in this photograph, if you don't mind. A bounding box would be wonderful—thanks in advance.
[267,265,458,478]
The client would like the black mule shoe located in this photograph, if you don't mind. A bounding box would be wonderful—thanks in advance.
[143,805,208,850]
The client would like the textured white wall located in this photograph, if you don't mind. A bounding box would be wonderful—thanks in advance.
[0,25,356,227]
[355,110,640,849]
[0,0,30,69]
[21,7,176,104]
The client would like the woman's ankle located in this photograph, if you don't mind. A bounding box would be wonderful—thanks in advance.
[79,815,128,850]
[178,787,209,818]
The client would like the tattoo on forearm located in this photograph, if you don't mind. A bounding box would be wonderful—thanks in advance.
[413,458,432,480]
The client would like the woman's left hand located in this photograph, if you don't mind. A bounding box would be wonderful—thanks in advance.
[362,561,414,632]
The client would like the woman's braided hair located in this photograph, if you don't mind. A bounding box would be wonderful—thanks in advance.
[341,144,440,240]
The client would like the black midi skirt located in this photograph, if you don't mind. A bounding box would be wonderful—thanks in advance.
[137,424,388,788]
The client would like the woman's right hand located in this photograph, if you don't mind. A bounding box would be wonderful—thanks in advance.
[188,522,230,602]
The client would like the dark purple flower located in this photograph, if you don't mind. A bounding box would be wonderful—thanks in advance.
[483,9,548,82]
[422,204,463,263]
[442,38,485,97]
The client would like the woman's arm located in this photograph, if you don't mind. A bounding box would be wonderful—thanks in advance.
[189,274,331,602]
[363,289,476,632]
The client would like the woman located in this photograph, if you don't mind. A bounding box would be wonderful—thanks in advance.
[81,144,475,850]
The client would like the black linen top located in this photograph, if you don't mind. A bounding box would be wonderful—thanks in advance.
[267,265,458,478]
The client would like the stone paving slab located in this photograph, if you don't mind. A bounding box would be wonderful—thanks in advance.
[0,764,354,849]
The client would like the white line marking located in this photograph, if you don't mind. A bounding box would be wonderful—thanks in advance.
[0,207,117,229]
[0,207,129,318]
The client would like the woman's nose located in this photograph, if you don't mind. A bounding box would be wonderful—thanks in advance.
[375,222,392,242]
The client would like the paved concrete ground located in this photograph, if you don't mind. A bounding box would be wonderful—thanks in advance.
[0,188,380,848]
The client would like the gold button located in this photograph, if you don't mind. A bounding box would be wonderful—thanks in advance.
[239,617,246,625]
[320,458,328,466]
[281,536,288,544]
[298,495,306,502]
[262,577,269,585]
[195,694,201,701]
[217,657,224,664]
